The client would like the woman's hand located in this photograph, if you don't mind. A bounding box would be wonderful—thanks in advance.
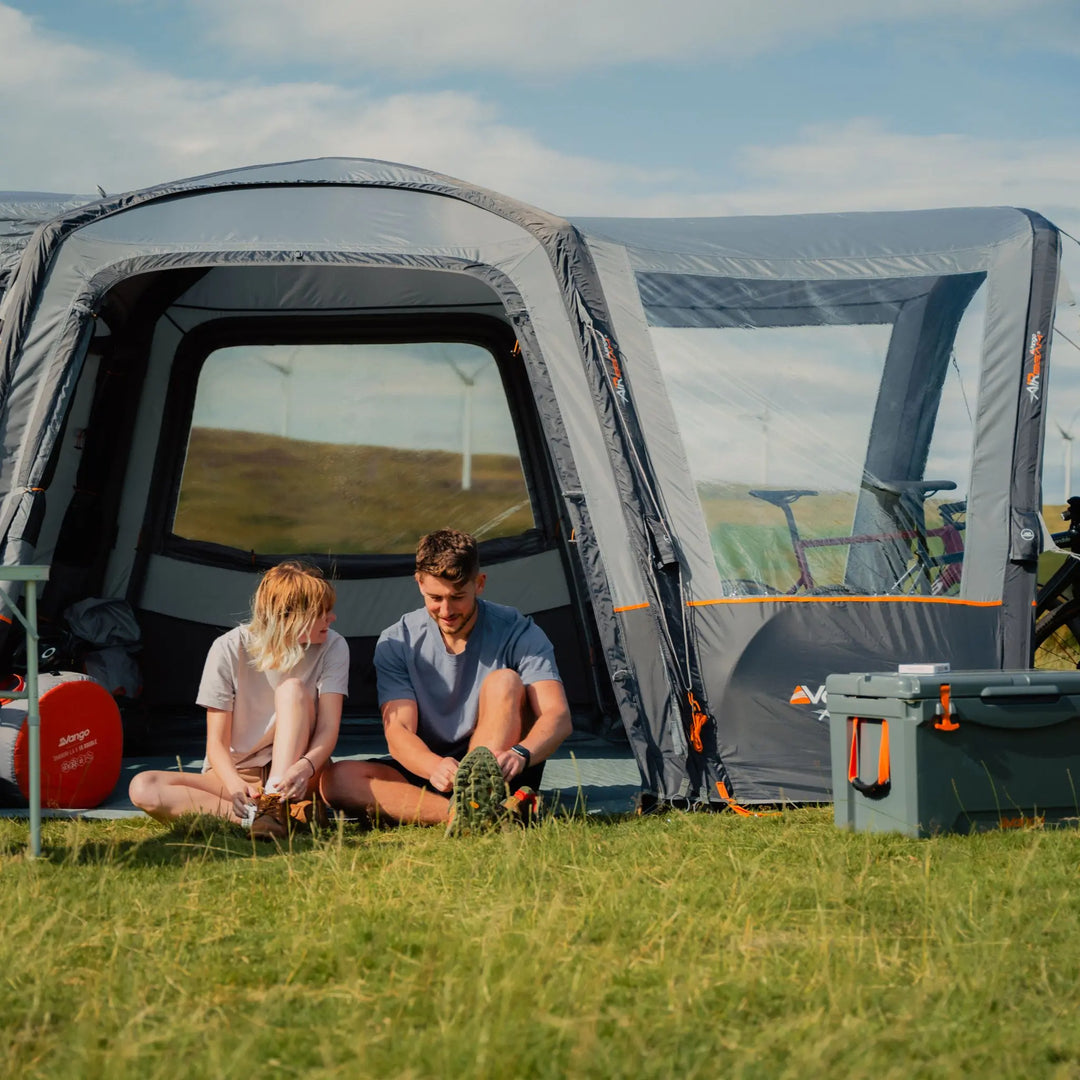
[279,756,317,800]
[231,782,261,819]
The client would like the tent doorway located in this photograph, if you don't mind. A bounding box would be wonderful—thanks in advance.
[30,263,611,733]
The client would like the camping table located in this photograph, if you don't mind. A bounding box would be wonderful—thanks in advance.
[0,566,49,857]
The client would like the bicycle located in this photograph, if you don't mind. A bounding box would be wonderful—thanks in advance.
[730,480,966,597]
[1033,496,1080,668]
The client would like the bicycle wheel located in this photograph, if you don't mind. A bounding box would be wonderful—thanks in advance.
[1034,597,1080,669]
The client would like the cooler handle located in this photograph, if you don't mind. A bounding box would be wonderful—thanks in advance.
[966,685,1079,729]
[848,717,891,799]
[979,684,1060,700]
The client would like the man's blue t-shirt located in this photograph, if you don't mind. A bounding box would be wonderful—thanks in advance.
[374,599,562,755]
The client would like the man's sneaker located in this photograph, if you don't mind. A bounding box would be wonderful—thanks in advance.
[250,792,288,840]
[447,746,508,836]
[503,786,540,826]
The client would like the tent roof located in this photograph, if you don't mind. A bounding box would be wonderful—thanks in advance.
[0,191,96,297]
[572,206,1043,275]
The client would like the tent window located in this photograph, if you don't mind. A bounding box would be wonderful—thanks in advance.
[643,272,984,597]
[171,340,536,556]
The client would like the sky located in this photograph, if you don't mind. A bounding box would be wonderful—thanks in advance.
[4,0,1080,494]
[3,0,1079,222]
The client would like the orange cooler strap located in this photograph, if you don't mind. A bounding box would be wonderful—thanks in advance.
[847,717,892,799]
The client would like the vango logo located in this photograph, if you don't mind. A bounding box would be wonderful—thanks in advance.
[789,684,830,723]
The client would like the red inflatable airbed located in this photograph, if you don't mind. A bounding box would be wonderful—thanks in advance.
[0,672,123,808]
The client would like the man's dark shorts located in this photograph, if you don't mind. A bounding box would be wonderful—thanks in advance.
[378,742,545,794]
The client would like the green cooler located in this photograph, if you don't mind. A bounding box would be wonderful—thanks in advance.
[827,669,1080,837]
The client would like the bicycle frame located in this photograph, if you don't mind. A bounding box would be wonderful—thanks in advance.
[750,485,965,595]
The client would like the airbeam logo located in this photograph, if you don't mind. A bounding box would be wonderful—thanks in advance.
[789,684,830,723]
[1025,330,1044,404]
[604,337,629,405]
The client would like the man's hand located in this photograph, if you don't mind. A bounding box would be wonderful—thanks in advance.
[230,782,261,819]
[429,756,459,793]
[494,749,527,784]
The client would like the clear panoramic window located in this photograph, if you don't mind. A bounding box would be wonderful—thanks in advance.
[644,274,984,597]
[172,340,536,555]
[1044,255,1080,518]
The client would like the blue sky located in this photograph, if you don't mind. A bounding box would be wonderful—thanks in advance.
[5,0,1080,491]
[4,0,1079,223]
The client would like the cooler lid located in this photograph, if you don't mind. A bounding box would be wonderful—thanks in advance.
[825,669,1080,701]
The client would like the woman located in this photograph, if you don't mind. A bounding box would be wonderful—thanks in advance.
[129,561,349,836]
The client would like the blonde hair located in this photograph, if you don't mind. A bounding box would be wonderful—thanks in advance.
[245,561,336,673]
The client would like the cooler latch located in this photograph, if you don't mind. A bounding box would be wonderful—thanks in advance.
[933,682,959,731]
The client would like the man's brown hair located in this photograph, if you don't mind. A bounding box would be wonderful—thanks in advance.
[415,529,479,584]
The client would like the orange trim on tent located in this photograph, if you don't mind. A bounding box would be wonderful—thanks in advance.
[613,602,650,613]
[688,595,1002,608]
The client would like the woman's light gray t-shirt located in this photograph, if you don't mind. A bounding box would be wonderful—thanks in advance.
[197,626,350,769]
[374,599,561,754]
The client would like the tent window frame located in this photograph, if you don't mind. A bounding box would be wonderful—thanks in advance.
[141,312,559,579]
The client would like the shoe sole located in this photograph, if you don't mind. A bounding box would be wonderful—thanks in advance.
[447,747,508,836]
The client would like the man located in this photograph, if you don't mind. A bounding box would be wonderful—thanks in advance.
[321,529,572,828]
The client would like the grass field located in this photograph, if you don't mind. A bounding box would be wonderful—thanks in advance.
[3,809,1080,1079]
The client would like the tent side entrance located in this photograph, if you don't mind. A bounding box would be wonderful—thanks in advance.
[578,208,1061,801]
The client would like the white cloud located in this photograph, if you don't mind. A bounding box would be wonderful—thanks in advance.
[0,4,655,203]
[192,0,1050,75]
[586,120,1080,227]
[2,4,1079,235]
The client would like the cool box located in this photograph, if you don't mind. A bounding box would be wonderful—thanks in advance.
[827,669,1080,837]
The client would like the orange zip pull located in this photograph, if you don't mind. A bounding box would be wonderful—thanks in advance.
[688,690,708,752]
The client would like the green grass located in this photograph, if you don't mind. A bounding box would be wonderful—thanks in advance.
[2,810,1080,1079]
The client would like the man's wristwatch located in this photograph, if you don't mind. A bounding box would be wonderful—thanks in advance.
[510,744,532,767]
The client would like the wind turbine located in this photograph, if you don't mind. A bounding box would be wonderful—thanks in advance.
[1058,417,1077,504]
[446,354,493,491]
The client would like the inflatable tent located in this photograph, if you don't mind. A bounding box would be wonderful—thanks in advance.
[0,159,1061,805]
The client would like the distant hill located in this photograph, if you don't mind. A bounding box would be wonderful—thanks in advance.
[173,427,535,555]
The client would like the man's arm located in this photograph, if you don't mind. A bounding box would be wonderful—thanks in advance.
[382,698,460,793]
[494,678,572,782]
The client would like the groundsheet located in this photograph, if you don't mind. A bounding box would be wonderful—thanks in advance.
[0,725,642,820]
